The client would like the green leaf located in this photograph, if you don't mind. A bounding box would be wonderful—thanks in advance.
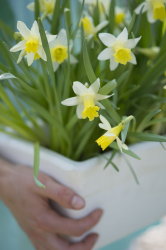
[51,0,61,34]
[104,150,119,171]
[82,35,97,83]
[99,79,117,95]
[129,132,166,142]
[33,142,45,188]
[108,0,115,33]
[35,0,40,20]
[137,109,161,132]
[128,12,136,34]
[102,99,121,124]
[110,142,141,160]
[123,156,139,184]
[121,122,130,143]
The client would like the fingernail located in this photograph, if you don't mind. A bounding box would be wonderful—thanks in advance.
[93,209,103,220]
[71,195,85,209]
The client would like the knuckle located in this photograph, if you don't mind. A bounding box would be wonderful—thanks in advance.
[56,186,73,203]
[34,214,47,229]
[72,223,87,237]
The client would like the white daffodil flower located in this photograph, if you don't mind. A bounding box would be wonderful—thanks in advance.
[98,27,141,71]
[135,0,166,23]
[27,0,55,18]
[81,15,108,39]
[80,0,111,10]
[49,29,77,72]
[96,115,128,151]
[10,21,49,66]
[115,7,126,26]
[61,78,110,121]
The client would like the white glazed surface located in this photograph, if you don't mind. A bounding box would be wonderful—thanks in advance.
[0,134,166,249]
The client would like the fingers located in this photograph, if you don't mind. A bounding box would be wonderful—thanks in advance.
[36,208,103,236]
[37,174,85,210]
[57,233,99,250]
[33,233,99,250]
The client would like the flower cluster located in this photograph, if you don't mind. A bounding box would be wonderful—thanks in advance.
[1,0,165,160]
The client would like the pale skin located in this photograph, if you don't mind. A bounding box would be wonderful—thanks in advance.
[0,159,103,250]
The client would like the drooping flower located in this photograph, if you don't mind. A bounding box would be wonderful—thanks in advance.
[61,79,110,121]
[98,27,141,71]
[49,29,77,72]
[96,115,128,151]
[81,15,108,39]
[10,21,47,66]
[27,0,55,18]
[135,0,166,23]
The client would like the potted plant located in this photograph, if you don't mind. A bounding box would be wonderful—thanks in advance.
[0,0,166,248]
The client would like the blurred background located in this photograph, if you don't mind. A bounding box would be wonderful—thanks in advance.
[0,0,160,249]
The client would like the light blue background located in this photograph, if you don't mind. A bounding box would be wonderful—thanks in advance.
[0,1,159,250]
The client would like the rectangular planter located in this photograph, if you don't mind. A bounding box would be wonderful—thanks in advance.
[0,134,166,249]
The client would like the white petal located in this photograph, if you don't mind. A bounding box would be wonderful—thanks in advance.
[99,123,108,130]
[73,81,87,96]
[97,102,105,109]
[116,137,123,152]
[56,29,67,46]
[117,27,128,42]
[122,143,128,150]
[147,9,155,23]
[10,40,26,52]
[99,115,112,130]
[47,33,57,43]
[61,97,78,106]
[135,3,147,14]
[31,20,40,37]
[96,94,111,101]
[0,73,16,80]
[38,46,47,61]
[53,62,59,72]
[89,78,100,93]
[76,104,84,119]
[95,20,108,33]
[17,21,31,39]
[99,33,116,47]
[129,52,137,64]
[125,37,141,49]
[110,59,118,71]
[26,53,34,66]
[17,50,25,64]
[27,2,35,11]
[98,48,112,61]
[70,54,78,64]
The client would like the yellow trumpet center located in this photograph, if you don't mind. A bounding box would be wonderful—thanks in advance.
[25,39,39,53]
[81,17,95,35]
[51,45,68,63]
[82,95,100,121]
[44,1,55,14]
[96,123,123,151]
[114,47,132,65]
[152,1,166,21]
[115,12,125,25]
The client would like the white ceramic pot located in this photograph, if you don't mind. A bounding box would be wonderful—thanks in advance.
[0,134,166,249]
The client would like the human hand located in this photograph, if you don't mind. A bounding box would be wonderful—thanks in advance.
[0,161,102,250]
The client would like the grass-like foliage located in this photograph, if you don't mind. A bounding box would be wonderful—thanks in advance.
[0,0,166,165]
